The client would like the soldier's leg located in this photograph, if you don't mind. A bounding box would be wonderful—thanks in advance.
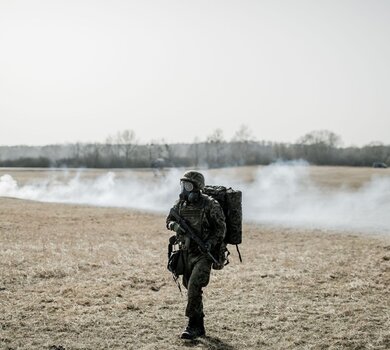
[185,255,212,319]
[182,250,191,290]
[181,254,212,339]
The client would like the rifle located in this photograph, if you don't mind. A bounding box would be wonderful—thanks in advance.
[169,208,221,268]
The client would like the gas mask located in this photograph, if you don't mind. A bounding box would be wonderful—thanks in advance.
[179,180,200,203]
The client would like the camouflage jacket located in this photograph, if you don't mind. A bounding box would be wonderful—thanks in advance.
[166,193,226,253]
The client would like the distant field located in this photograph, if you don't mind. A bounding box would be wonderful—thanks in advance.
[1,165,389,188]
[0,167,157,185]
[0,166,389,349]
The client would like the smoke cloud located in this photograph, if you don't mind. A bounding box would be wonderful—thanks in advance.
[0,164,389,234]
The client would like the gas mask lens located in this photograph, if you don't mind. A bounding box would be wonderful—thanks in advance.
[181,180,194,192]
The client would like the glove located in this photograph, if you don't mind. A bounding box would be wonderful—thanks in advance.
[168,221,183,234]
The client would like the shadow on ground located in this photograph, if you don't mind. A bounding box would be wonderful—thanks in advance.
[183,336,236,350]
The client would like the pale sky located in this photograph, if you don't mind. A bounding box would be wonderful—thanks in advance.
[0,0,389,146]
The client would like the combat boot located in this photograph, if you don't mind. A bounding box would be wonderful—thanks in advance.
[180,316,205,340]
[197,316,206,337]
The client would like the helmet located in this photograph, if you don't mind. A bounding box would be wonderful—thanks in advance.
[180,170,205,190]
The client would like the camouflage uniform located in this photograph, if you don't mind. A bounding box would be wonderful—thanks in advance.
[166,193,226,319]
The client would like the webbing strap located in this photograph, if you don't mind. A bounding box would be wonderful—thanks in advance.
[224,247,230,266]
[172,274,183,296]
[236,244,243,263]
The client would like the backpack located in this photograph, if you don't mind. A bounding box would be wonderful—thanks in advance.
[203,185,243,263]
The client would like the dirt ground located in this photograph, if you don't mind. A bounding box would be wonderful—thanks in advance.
[1,200,389,350]
[1,167,390,349]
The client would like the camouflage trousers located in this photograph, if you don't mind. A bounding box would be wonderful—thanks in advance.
[182,251,212,318]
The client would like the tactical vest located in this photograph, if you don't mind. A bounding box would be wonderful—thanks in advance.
[178,199,208,242]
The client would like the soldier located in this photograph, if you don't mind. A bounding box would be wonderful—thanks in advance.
[166,170,226,340]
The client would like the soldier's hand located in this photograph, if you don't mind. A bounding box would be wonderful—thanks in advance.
[168,221,183,233]
[168,221,177,231]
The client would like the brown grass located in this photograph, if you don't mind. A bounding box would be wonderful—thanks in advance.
[1,167,390,349]
[3,165,389,189]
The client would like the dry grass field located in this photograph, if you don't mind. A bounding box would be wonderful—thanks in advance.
[1,167,390,349]
[1,165,389,189]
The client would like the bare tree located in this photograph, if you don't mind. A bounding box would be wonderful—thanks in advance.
[148,139,168,167]
[148,142,154,165]
[232,124,255,142]
[298,129,342,147]
[71,142,83,161]
[105,135,119,159]
[80,143,103,167]
[206,128,225,167]
[231,124,256,165]
[105,129,137,166]
[297,130,342,164]
[363,142,388,165]
[190,137,201,167]
[117,130,137,164]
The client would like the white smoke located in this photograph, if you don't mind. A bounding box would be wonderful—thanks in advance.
[0,170,181,211]
[237,163,390,233]
[0,164,389,233]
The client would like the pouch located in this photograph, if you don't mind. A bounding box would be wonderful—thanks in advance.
[167,249,185,276]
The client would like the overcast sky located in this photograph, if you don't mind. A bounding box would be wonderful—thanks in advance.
[0,0,389,146]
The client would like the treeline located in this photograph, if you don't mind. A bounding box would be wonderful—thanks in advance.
[0,129,389,168]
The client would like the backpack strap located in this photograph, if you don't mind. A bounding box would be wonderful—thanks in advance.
[236,244,243,263]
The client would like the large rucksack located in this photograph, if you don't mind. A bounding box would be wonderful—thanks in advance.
[203,185,243,263]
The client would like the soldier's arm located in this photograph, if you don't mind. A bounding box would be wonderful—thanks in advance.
[166,201,187,247]
[166,200,180,230]
[207,200,226,248]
